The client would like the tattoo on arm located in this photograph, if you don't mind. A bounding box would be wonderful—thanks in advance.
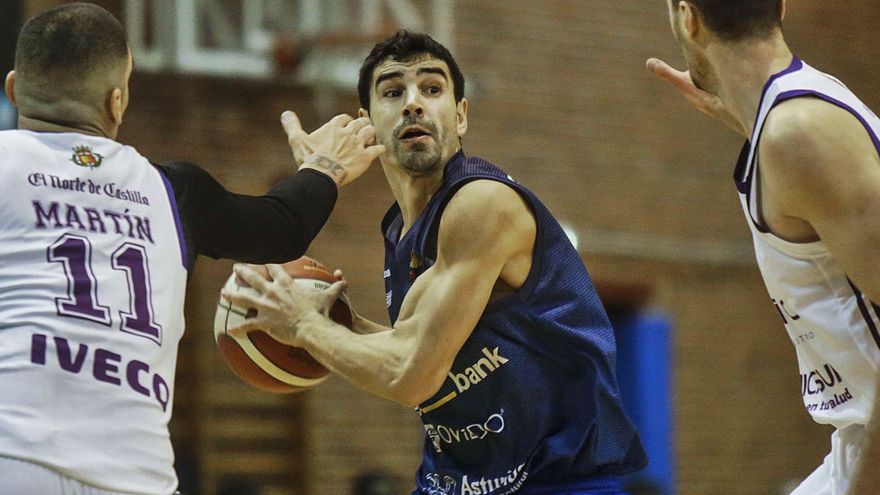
[304,155,345,177]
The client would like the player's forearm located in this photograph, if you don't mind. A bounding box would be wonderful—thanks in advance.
[157,162,338,263]
[296,313,433,406]
[350,312,390,335]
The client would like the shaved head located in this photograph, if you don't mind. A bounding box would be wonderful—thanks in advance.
[13,3,130,123]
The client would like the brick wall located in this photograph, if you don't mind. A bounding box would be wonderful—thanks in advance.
[25,0,878,494]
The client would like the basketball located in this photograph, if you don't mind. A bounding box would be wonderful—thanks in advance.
[214,257,353,393]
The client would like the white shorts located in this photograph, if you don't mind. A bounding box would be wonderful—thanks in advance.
[0,456,176,495]
[790,424,866,495]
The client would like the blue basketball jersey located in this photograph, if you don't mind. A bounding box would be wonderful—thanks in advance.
[381,151,647,494]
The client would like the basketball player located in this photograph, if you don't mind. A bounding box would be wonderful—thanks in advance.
[647,1,880,494]
[224,31,647,494]
[0,4,382,495]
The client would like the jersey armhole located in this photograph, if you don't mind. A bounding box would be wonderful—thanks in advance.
[153,165,190,271]
[751,90,880,240]
[775,90,880,161]
[419,177,544,311]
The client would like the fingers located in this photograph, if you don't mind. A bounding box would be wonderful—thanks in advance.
[356,124,377,144]
[365,143,387,162]
[266,264,293,287]
[646,57,712,107]
[647,57,748,137]
[348,117,379,148]
[332,269,344,281]
[288,111,385,186]
[219,287,264,339]
[327,279,349,299]
[226,319,261,339]
[646,58,690,92]
[329,113,354,127]
[280,111,307,139]
[646,58,693,92]
[233,264,271,293]
[645,57,667,75]
[233,263,260,286]
[646,57,678,79]
[346,116,372,134]
[220,284,260,310]
[321,280,349,317]
[282,111,356,136]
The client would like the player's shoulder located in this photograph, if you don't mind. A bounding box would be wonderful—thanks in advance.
[0,130,39,170]
[0,130,12,152]
[439,179,533,247]
[446,179,526,222]
[154,159,203,173]
[763,97,865,151]
[0,129,30,148]
[153,160,209,186]
[760,97,868,171]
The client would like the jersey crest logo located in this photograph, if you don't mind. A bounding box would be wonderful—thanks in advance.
[425,473,456,495]
[71,145,104,169]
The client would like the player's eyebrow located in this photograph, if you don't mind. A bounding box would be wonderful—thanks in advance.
[375,66,449,89]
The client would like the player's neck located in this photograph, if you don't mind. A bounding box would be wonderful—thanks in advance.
[710,35,793,138]
[383,159,446,232]
[18,114,115,140]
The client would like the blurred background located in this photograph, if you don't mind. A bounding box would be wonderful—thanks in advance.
[3,1,879,494]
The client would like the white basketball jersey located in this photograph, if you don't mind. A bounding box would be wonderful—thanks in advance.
[0,130,188,494]
[735,58,880,429]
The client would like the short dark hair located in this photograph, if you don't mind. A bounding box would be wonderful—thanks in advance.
[358,30,465,112]
[14,3,128,107]
[680,0,783,41]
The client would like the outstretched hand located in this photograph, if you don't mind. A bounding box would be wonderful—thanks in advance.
[220,263,349,346]
[646,57,748,137]
[280,111,386,187]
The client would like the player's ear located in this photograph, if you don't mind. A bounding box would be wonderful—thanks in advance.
[679,1,702,42]
[5,70,16,106]
[358,107,369,118]
[456,98,468,138]
[108,87,124,126]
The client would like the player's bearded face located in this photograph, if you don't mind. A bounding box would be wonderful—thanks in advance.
[370,57,463,176]
[681,43,712,92]
[669,3,715,94]
[390,115,444,175]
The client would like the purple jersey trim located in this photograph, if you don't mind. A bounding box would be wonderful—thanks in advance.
[738,86,880,234]
[733,141,751,194]
[734,56,803,217]
[737,56,804,185]
[414,173,544,313]
[775,90,880,151]
[157,169,189,270]
[848,279,880,351]
[750,56,803,138]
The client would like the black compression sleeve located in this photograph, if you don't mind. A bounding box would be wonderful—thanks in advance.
[155,161,337,265]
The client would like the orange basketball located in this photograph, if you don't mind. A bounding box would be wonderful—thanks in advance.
[213,257,352,393]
